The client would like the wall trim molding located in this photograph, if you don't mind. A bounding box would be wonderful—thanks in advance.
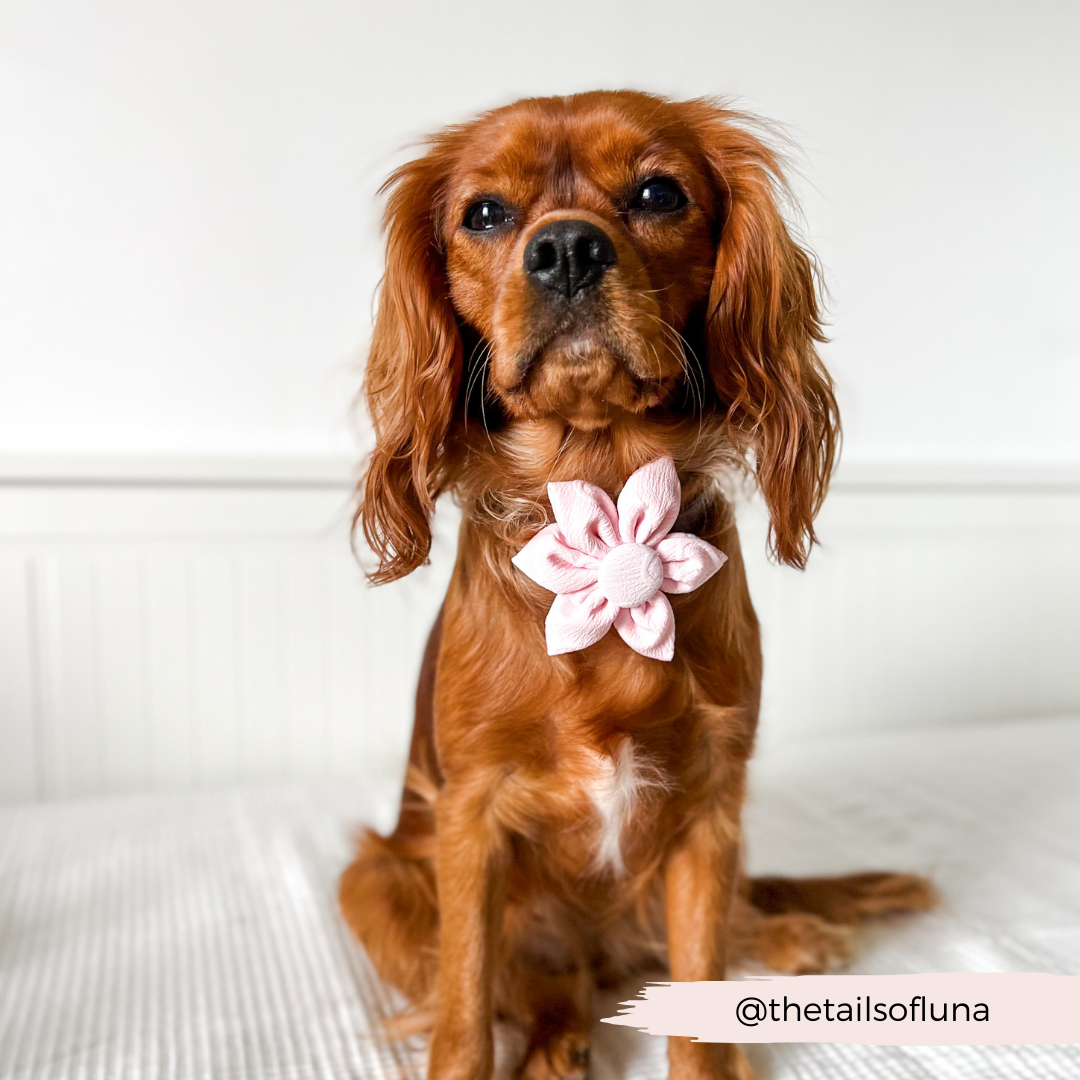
[0,455,359,488]
[2,454,1079,492]
[832,461,1080,493]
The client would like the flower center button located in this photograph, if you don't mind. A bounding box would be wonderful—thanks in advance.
[596,543,664,609]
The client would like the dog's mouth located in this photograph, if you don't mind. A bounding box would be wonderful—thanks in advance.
[493,331,673,428]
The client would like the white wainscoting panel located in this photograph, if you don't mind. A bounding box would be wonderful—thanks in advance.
[740,476,1080,749]
[1,459,1078,800]
[0,471,455,801]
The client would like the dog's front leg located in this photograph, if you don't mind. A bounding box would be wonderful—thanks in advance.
[665,808,754,1080]
[428,780,509,1080]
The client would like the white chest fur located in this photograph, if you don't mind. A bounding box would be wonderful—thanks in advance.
[585,738,668,875]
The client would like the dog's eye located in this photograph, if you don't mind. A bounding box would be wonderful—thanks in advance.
[463,200,509,231]
[629,177,687,214]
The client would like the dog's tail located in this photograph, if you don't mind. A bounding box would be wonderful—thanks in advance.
[748,871,936,924]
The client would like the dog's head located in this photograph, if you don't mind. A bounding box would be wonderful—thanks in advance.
[360,91,839,582]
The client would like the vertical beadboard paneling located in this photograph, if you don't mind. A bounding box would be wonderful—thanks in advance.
[144,551,197,789]
[1,466,1079,801]
[235,551,286,783]
[280,551,330,782]
[36,554,104,797]
[325,552,382,780]
[97,552,150,792]
[0,555,38,799]
[742,488,1080,747]
[190,553,243,788]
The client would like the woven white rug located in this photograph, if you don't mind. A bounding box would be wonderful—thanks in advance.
[1,715,1078,1079]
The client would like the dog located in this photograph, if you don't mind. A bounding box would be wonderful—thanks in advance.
[340,91,933,1080]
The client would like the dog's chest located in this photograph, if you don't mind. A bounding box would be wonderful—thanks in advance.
[581,738,667,875]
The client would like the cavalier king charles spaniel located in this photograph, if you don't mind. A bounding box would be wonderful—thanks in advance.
[340,91,933,1080]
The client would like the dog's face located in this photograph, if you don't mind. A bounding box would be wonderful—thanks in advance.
[360,92,839,582]
[439,97,719,429]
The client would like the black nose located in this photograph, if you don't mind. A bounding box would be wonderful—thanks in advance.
[523,220,617,299]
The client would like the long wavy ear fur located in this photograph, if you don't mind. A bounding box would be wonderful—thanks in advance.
[688,101,840,568]
[356,138,464,584]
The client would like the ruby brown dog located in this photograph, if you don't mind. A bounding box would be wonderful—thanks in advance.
[340,91,933,1080]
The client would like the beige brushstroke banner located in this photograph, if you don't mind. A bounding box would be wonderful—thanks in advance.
[602,974,1080,1045]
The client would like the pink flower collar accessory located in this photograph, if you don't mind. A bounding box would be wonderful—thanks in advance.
[511,457,727,662]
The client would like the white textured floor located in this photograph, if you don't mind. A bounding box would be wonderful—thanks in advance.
[1,716,1079,1079]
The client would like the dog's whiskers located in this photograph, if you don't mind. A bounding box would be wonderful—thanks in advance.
[463,338,489,430]
[641,312,707,451]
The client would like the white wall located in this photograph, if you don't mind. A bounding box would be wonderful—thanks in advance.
[2,3,1079,801]
[2,0,1078,465]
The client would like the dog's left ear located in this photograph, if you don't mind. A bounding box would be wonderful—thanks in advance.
[688,102,840,569]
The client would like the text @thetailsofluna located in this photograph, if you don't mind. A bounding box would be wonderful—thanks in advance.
[602,973,1080,1045]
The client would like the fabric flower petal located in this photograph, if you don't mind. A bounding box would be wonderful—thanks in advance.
[548,480,620,558]
[655,533,728,594]
[545,587,620,656]
[616,456,681,545]
[612,593,675,662]
[511,523,600,595]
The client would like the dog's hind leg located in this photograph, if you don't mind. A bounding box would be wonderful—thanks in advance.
[338,820,440,1014]
[730,890,853,973]
[729,872,934,974]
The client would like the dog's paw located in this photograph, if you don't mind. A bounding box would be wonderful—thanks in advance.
[518,1030,590,1080]
[749,911,854,974]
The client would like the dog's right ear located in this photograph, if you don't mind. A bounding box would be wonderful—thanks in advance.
[356,139,464,584]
